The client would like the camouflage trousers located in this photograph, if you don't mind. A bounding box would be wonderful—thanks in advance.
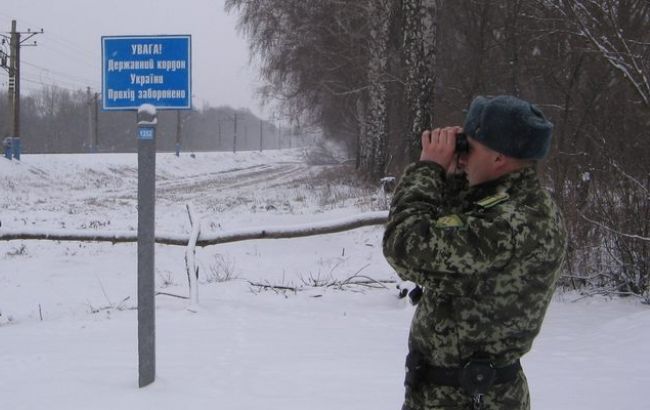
[402,371,530,410]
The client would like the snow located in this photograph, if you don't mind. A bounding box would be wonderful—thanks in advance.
[138,104,157,117]
[137,104,158,125]
[1,150,649,409]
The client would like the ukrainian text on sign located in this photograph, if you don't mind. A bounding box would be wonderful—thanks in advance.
[102,35,191,110]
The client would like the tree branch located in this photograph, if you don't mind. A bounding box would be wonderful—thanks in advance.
[580,212,650,242]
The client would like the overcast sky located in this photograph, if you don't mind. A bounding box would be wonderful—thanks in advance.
[0,0,267,117]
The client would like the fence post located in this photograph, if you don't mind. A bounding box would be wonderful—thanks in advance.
[185,203,201,307]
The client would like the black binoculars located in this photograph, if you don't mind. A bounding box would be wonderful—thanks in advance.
[456,132,469,153]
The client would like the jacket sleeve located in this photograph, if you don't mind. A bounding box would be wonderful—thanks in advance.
[382,162,514,296]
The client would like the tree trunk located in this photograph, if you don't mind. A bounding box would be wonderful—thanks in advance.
[402,0,439,161]
[355,97,367,170]
[364,0,393,179]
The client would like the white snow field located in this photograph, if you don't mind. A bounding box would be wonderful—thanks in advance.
[1,150,648,410]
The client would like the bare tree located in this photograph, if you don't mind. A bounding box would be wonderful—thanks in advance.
[364,0,393,178]
[401,0,440,161]
[556,0,650,108]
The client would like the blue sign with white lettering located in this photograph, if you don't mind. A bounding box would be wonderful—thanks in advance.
[102,35,191,110]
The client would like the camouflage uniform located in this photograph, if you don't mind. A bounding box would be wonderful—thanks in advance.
[383,161,566,410]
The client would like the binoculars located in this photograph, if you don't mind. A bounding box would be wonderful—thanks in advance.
[456,132,469,153]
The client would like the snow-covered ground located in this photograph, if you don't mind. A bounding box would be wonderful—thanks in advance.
[1,150,648,410]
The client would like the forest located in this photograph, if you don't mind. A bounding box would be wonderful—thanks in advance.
[225,0,649,300]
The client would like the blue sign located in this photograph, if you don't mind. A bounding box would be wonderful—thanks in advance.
[102,35,191,110]
[138,127,155,140]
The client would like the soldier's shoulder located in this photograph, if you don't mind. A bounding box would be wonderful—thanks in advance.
[475,192,510,209]
[508,187,565,238]
[471,192,518,222]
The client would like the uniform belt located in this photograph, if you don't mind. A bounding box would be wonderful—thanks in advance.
[421,360,521,387]
[405,351,521,392]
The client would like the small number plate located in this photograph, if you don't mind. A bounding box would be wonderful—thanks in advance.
[138,127,155,140]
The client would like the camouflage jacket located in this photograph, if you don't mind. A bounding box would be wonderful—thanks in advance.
[383,161,566,368]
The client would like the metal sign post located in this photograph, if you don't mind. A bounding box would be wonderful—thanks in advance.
[137,104,157,388]
[102,34,191,388]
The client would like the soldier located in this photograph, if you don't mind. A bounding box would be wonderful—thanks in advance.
[383,95,567,410]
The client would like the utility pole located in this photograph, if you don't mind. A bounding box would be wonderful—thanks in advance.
[217,118,222,150]
[175,110,182,156]
[94,92,99,150]
[8,20,19,156]
[1,20,43,160]
[87,87,100,152]
[260,119,264,152]
[215,112,239,152]
[272,112,285,149]
[87,87,93,152]
[288,125,292,149]
[232,111,237,153]
[244,123,248,150]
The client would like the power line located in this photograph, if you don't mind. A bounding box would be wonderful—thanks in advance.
[0,13,42,32]
[2,14,100,91]
[20,75,91,92]
[35,37,97,69]
[21,59,100,89]
[12,19,99,68]
[3,66,99,94]
[40,33,96,61]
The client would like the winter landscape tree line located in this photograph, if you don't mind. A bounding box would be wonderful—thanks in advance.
[225,0,649,301]
[0,1,647,300]
[0,88,299,154]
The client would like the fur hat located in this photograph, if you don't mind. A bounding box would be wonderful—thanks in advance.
[463,95,553,160]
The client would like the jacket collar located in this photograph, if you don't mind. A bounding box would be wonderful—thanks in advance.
[466,166,538,203]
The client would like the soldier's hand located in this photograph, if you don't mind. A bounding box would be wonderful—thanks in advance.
[419,126,462,170]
